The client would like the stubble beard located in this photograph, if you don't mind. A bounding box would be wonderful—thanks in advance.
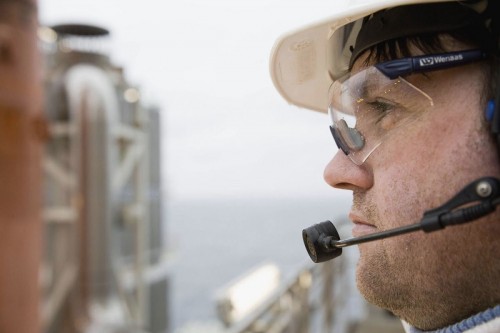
[352,159,500,330]
[352,178,461,329]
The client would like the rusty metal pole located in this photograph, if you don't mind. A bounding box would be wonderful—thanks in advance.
[0,1,43,332]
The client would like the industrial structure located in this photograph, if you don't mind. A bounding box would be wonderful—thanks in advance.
[39,24,169,333]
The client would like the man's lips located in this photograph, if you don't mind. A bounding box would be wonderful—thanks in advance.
[349,212,377,237]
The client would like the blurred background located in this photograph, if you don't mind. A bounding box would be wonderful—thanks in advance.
[40,0,349,201]
[38,1,355,332]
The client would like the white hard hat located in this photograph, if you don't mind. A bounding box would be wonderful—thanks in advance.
[269,0,490,112]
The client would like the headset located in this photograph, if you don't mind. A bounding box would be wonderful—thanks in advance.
[303,177,500,263]
[302,2,500,264]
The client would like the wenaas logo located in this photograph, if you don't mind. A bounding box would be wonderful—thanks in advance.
[419,54,464,67]
[419,57,435,66]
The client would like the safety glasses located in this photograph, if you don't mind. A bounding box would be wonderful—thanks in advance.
[329,49,487,165]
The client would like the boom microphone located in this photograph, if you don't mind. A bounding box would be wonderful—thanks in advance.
[303,177,500,263]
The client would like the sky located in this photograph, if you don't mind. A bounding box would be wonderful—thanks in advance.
[39,0,351,202]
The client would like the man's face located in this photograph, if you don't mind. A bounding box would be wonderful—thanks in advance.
[324,43,500,330]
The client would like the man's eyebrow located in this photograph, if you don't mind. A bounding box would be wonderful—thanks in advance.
[352,78,379,100]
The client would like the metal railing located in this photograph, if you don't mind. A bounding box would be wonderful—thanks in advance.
[224,260,346,333]
[218,221,367,333]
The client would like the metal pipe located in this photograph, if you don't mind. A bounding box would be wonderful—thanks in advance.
[0,1,43,332]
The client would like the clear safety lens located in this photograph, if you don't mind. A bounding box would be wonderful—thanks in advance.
[329,66,434,165]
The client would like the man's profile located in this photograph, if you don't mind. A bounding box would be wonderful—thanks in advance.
[270,1,500,332]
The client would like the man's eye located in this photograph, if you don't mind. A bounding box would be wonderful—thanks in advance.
[364,98,407,130]
[366,98,396,113]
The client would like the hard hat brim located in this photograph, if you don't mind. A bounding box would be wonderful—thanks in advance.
[269,0,457,113]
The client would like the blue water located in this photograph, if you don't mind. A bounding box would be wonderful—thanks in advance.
[165,197,351,330]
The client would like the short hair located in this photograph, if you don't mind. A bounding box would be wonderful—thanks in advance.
[360,12,499,106]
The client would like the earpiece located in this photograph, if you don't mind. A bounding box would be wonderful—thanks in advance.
[485,99,495,121]
[492,66,500,149]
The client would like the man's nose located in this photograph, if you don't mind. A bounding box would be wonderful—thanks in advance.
[324,150,373,191]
